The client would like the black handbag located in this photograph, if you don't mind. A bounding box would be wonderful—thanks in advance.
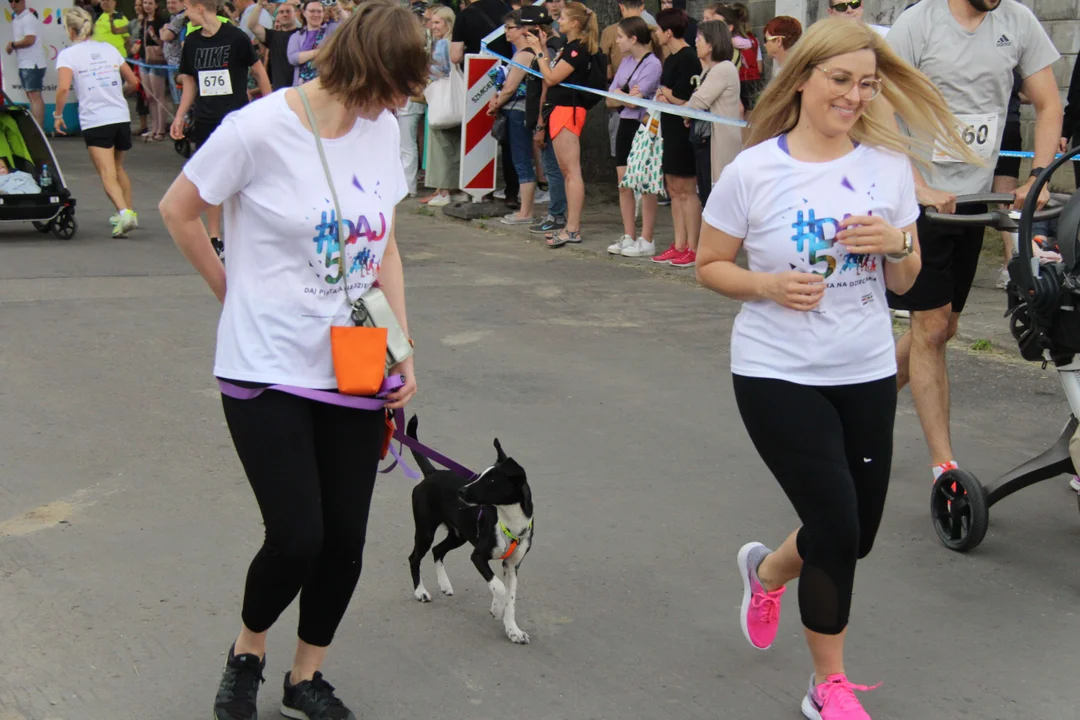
[689,67,712,146]
[491,113,508,144]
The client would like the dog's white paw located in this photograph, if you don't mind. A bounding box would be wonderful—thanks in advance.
[435,561,454,596]
[414,585,432,603]
[506,627,530,644]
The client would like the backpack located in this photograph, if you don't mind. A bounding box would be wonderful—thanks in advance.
[576,50,608,110]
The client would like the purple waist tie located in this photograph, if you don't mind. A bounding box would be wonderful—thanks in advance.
[217,376,477,481]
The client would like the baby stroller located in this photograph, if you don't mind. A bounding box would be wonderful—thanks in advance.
[927,146,1080,552]
[0,91,77,239]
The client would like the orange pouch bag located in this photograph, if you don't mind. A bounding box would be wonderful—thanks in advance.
[330,325,388,396]
[381,410,395,459]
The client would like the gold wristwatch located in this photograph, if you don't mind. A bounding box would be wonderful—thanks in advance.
[886,231,913,263]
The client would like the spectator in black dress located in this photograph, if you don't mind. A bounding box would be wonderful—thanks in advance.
[651,7,701,268]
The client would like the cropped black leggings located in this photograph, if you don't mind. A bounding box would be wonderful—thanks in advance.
[221,389,386,647]
[732,374,897,635]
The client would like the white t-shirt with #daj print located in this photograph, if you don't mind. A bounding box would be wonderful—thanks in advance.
[183,89,407,389]
[702,137,920,386]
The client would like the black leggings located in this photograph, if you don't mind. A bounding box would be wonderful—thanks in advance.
[221,389,386,647]
[732,374,897,635]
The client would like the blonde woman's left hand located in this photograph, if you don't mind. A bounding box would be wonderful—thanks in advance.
[385,359,416,409]
[836,215,905,255]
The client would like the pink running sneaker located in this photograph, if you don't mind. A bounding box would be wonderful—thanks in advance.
[737,541,785,650]
[669,248,697,267]
[801,674,880,720]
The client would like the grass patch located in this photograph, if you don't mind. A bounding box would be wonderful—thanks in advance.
[970,338,993,352]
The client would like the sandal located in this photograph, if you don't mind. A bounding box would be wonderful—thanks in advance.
[546,229,581,248]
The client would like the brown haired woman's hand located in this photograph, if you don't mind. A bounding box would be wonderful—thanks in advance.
[762,270,825,311]
[385,358,416,409]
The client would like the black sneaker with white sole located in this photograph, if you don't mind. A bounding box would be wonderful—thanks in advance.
[211,236,225,264]
[213,644,265,720]
[281,671,357,720]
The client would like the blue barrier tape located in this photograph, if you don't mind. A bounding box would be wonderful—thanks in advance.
[126,57,180,71]
[479,41,748,128]
[998,150,1070,159]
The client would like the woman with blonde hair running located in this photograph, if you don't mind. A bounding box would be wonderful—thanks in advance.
[695,18,979,720]
[54,7,141,237]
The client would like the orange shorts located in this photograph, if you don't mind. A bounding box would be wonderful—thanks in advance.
[549,106,587,138]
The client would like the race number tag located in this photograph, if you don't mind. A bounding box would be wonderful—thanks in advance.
[932,113,999,164]
[198,69,232,97]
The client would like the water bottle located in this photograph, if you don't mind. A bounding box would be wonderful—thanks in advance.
[40,164,52,189]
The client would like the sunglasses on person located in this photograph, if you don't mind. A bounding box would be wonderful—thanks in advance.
[815,65,883,101]
[765,34,784,43]
[829,0,862,10]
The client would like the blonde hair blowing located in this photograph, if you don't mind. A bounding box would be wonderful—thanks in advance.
[63,6,95,41]
[561,1,599,54]
[748,18,983,167]
[431,5,455,36]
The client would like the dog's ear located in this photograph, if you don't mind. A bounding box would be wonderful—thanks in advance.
[494,438,507,463]
[503,458,526,484]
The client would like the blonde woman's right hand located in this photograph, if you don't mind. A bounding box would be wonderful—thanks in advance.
[763,270,825,311]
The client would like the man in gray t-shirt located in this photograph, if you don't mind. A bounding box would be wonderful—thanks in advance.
[886,0,1062,480]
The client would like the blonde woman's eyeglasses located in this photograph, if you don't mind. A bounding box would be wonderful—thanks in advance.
[815,66,883,101]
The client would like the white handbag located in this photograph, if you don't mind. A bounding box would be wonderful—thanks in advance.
[424,64,465,129]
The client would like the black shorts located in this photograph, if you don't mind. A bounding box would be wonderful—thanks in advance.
[660,115,696,177]
[188,118,223,148]
[615,117,640,167]
[886,204,987,314]
[994,120,1022,179]
[82,122,132,151]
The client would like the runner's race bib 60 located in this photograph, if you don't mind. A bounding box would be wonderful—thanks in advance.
[198,69,232,97]
[933,113,999,164]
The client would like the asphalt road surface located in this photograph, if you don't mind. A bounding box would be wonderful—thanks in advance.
[1,137,1078,720]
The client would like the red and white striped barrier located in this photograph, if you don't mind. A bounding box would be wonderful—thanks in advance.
[459,54,499,201]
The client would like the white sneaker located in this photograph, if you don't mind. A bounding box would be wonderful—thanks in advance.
[1070,476,1080,492]
[428,194,451,207]
[607,234,634,255]
[534,189,550,204]
[996,267,1010,290]
[494,188,506,200]
[622,236,655,258]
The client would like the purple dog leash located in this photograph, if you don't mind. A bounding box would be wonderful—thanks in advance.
[217,376,477,481]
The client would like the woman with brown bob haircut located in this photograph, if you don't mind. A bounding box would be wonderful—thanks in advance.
[159,2,426,719]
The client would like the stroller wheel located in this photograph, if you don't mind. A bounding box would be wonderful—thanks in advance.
[51,207,77,240]
[32,220,52,233]
[930,469,989,553]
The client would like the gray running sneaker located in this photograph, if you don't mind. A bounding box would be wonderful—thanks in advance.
[281,671,357,720]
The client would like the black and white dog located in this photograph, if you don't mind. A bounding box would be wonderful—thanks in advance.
[406,416,534,644]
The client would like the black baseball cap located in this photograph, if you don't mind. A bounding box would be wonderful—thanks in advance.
[519,5,552,25]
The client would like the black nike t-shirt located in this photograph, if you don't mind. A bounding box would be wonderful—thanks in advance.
[179,22,258,122]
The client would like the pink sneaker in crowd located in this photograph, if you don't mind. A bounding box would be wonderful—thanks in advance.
[651,244,682,264]
[737,541,785,650]
[801,674,880,719]
[669,248,697,267]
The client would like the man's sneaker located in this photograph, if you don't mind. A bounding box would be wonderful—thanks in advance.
[500,213,534,225]
[608,234,634,255]
[996,267,1009,289]
[931,460,958,482]
[1070,476,1080,492]
[534,188,551,204]
[670,248,697,267]
[211,237,226,263]
[493,187,507,200]
[281,671,356,720]
[651,244,682,264]
[801,674,879,720]
[530,215,565,234]
[213,644,265,720]
[737,542,785,650]
[621,236,655,258]
[131,210,139,230]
